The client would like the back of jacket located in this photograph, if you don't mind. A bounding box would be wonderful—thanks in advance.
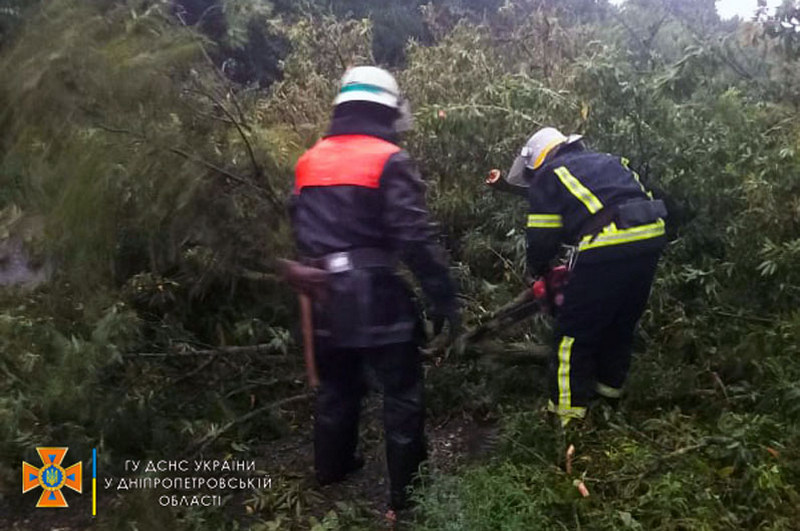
[290,110,456,348]
[526,147,666,276]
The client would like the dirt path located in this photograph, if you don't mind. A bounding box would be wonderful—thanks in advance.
[254,394,499,529]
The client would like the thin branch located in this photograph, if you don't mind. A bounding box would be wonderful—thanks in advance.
[125,343,292,359]
[711,309,773,324]
[501,433,565,472]
[427,104,544,125]
[710,371,731,404]
[236,269,280,282]
[171,356,217,386]
[659,436,734,463]
[191,108,238,126]
[166,145,260,190]
[192,393,311,454]
[487,246,525,285]
[176,8,250,127]
[94,123,282,209]
[188,82,267,188]
[223,375,305,399]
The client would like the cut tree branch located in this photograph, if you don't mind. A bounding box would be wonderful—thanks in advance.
[125,343,292,359]
[177,9,251,128]
[188,82,267,189]
[192,393,311,454]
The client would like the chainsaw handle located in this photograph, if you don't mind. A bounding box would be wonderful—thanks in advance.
[532,278,547,300]
[531,265,570,306]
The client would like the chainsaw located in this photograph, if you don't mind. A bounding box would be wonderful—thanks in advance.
[431,169,569,358]
[457,265,569,348]
[457,168,569,345]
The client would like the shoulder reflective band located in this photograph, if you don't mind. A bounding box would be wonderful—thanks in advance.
[554,166,603,214]
[621,157,654,200]
[578,218,665,251]
[339,83,398,98]
[527,213,563,228]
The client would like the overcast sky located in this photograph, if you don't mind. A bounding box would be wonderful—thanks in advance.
[716,0,777,19]
[609,0,780,20]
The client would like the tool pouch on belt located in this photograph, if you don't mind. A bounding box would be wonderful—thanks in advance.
[277,259,329,301]
[293,248,402,345]
[616,199,667,228]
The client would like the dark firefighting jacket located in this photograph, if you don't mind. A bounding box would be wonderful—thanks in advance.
[290,112,456,348]
[526,144,667,277]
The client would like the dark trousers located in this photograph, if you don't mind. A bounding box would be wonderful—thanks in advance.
[313,340,425,509]
[549,251,661,420]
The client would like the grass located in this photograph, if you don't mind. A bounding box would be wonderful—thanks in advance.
[412,323,800,531]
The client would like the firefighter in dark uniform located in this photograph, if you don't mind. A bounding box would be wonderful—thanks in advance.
[505,127,667,427]
[290,66,458,512]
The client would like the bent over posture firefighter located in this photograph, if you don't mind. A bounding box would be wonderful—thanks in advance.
[288,66,458,512]
[506,127,667,427]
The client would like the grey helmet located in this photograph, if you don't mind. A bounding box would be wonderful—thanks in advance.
[506,127,583,187]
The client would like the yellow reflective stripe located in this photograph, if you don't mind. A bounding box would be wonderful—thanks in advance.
[547,400,587,417]
[596,382,623,398]
[527,214,563,228]
[546,400,586,426]
[579,218,665,251]
[557,336,575,410]
[554,166,603,214]
[621,157,654,200]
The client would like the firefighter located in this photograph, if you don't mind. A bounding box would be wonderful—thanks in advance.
[506,127,667,426]
[290,66,459,513]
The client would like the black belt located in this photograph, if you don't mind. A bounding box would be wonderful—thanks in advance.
[303,247,397,273]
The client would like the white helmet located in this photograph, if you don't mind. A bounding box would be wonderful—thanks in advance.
[334,66,414,132]
[335,66,401,108]
[507,127,583,187]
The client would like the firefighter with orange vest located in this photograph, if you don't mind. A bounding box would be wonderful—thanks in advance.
[505,128,667,427]
[290,66,459,512]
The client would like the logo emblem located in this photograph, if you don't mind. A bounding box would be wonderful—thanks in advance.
[22,447,82,508]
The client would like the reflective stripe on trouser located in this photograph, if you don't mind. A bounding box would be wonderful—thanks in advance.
[557,336,574,409]
[550,252,662,422]
[547,336,588,426]
[547,400,586,427]
[548,335,589,424]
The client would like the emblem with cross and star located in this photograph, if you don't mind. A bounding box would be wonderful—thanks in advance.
[22,447,83,508]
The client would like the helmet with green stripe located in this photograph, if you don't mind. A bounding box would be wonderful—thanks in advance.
[334,66,414,132]
[335,66,401,109]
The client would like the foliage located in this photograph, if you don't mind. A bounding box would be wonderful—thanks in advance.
[2,0,800,529]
